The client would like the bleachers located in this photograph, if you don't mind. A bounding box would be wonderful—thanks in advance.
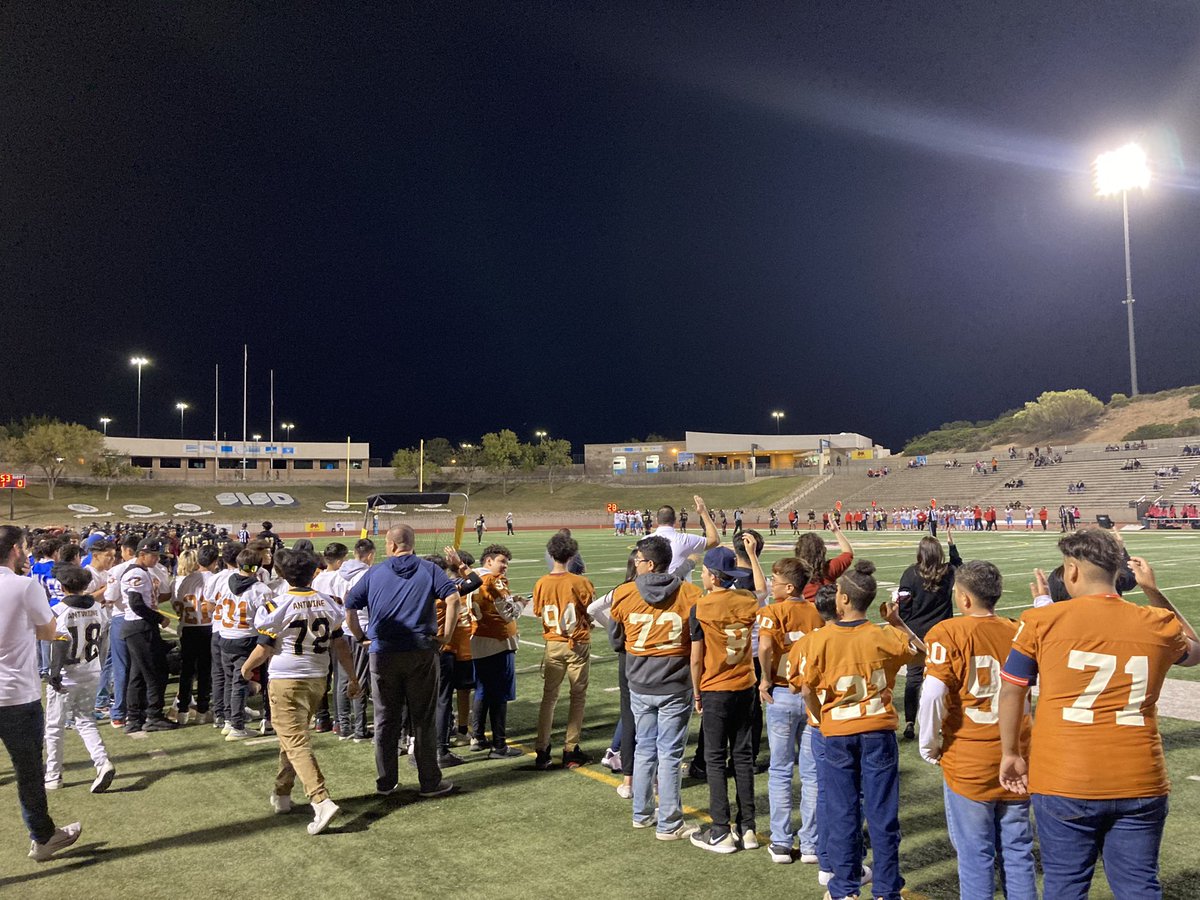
[785,440,1200,523]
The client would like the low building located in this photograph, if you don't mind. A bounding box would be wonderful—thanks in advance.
[103,437,374,483]
[583,431,883,477]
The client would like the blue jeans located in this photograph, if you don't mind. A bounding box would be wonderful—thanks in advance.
[0,701,56,843]
[765,686,818,851]
[629,689,692,834]
[109,616,129,721]
[943,783,1037,900]
[1032,793,1168,899]
[822,730,904,899]
[95,628,113,710]
[810,727,833,872]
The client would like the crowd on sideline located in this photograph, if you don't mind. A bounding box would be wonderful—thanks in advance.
[3,501,1200,900]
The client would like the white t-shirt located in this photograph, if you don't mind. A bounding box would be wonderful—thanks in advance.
[216,578,274,640]
[174,570,213,627]
[256,589,346,680]
[312,568,346,604]
[0,567,54,705]
[121,565,160,622]
[105,559,134,614]
[52,598,105,686]
[651,525,708,577]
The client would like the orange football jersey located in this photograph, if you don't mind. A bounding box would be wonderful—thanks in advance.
[471,573,518,642]
[758,599,825,687]
[533,572,594,645]
[1004,594,1189,799]
[925,615,1030,802]
[786,630,825,727]
[798,621,913,736]
[610,580,702,658]
[693,588,759,692]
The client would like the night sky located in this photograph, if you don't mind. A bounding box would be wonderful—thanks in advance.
[6,2,1200,455]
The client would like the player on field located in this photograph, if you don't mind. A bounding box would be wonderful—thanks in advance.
[432,548,482,766]
[757,556,824,864]
[609,535,702,841]
[918,560,1035,900]
[217,548,275,740]
[688,544,765,853]
[797,560,924,900]
[533,532,595,770]
[43,565,116,793]
[241,549,361,835]
[171,546,219,724]
[469,544,527,758]
[999,530,1200,899]
[203,541,242,731]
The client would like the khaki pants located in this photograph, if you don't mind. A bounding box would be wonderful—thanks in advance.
[269,678,329,803]
[536,641,590,750]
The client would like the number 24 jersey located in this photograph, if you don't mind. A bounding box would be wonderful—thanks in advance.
[255,589,346,680]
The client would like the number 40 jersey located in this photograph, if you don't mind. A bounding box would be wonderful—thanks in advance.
[255,589,347,680]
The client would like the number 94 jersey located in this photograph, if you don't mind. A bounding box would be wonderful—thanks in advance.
[797,621,913,736]
[255,589,347,680]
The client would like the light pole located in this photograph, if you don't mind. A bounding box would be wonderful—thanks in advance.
[771,411,785,434]
[534,430,547,442]
[281,422,295,442]
[175,402,189,438]
[1094,143,1150,396]
[99,417,111,436]
[130,356,149,437]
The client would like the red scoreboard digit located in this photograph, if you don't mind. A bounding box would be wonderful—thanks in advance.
[0,473,27,489]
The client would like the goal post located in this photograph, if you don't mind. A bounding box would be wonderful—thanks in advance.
[361,492,470,554]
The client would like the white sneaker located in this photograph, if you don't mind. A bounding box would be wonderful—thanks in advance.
[259,719,274,736]
[819,864,871,887]
[799,852,819,864]
[44,779,62,791]
[307,798,339,835]
[221,722,234,736]
[655,822,698,841]
[739,827,759,850]
[616,782,633,799]
[269,793,293,814]
[601,748,621,772]
[28,822,82,861]
[225,728,251,741]
[91,762,116,794]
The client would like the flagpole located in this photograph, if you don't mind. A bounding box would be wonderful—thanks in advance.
[213,363,219,483]
[242,345,248,481]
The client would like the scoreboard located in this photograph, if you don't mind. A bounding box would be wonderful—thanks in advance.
[0,473,27,489]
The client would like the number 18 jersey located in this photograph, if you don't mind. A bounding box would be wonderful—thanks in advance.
[798,620,913,736]
[53,598,107,686]
[255,589,347,680]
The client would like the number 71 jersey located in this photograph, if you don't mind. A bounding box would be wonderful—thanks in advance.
[1002,594,1189,799]
[255,589,347,680]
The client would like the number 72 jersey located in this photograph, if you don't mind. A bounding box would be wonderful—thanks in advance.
[254,589,347,680]
[1002,594,1189,800]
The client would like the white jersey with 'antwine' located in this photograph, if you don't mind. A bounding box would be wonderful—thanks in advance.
[255,589,346,680]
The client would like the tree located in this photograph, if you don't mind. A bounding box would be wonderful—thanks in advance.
[482,429,522,494]
[538,438,572,494]
[4,421,104,500]
[391,447,420,480]
[91,452,143,501]
[422,437,454,467]
[455,443,484,495]
[1012,390,1104,436]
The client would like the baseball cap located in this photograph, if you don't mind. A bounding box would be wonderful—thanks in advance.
[136,539,162,555]
[82,533,108,550]
[703,546,750,582]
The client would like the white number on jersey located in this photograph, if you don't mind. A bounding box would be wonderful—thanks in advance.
[830,668,888,721]
[1064,650,1149,726]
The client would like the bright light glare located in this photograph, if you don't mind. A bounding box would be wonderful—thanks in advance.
[1094,143,1150,196]
[130,356,149,366]
[175,402,189,411]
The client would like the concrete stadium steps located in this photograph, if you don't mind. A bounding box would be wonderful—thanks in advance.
[1009,454,1200,519]
[795,460,1032,513]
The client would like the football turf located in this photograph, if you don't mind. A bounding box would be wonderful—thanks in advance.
[4,527,1200,898]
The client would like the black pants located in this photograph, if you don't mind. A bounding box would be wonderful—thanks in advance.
[506,523,514,535]
[176,626,212,714]
[436,651,456,753]
[701,687,756,834]
[903,652,927,726]
[929,520,937,537]
[695,661,763,767]
[210,630,227,722]
[371,648,442,792]
[220,635,257,729]
[125,622,169,725]
[617,651,635,769]
[472,651,513,746]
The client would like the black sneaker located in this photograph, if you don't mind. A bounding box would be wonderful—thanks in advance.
[563,745,591,769]
[123,721,145,734]
[438,751,465,768]
[144,718,177,732]
[687,760,707,780]
[535,747,553,770]
[903,723,915,741]
[488,744,523,759]
[689,824,738,854]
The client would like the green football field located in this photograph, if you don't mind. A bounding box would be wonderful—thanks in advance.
[4,527,1200,898]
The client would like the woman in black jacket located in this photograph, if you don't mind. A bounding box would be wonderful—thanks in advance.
[897,528,962,739]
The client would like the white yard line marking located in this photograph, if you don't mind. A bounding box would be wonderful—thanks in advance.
[603,686,620,692]
[147,749,168,759]
[244,736,279,746]
[519,639,546,649]
[1188,775,1200,782]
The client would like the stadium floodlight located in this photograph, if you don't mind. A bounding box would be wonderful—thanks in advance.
[99,417,112,436]
[534,430,547,441]
[771,410,785,434]
[175,402,189,438]
[130,357,150,437]
[1094,142,1150,396]
[252,433,262,442]
[281,422,295,441]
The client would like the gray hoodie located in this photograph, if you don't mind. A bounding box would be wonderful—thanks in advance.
[339,558,371,626]
[609,572,692,696]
